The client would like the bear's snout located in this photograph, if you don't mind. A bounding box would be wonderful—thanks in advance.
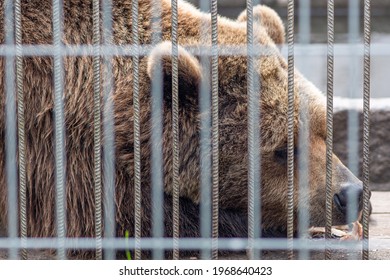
[333,183,371,224]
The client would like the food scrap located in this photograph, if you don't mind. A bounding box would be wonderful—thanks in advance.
[308,221,363,240]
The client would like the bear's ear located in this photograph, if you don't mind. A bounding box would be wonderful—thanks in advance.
[237,5,285,46]
[147,41,202,105]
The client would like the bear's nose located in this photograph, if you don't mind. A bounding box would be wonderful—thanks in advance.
[333,184,369,219]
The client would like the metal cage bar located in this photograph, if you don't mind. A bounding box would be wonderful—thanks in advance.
[92,0,103,260]
[347,0,360,192]
[210,0,219,260]
[132,0,142,261]
[171,0,181,260]
[199,0,212,261]
[52,0,67,260]
[297,0,311,261]
[247,0,261,260]
[298,0,311,44]
[0,236,382,251]
[346,0,360,261]
[362,0,371,261]
[287,0,295,260]
[1,43,390,58]
[15,0,27,260]
[325,0,335,260]
[102,0,116,260]
[150,0,164,260]
[4,0,19,261]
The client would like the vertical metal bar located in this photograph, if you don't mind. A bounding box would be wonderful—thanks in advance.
[171,0,180,260]
[325,0,335,260]
[102,0,116,260]
[150,0,164,260]
[210,0,219,261]
[4,0,18,260]
[132,0,142,261]
[362,0,371,261]
[347,0,360,260]
[199,0,212,260]
[53,0,67,260]
[247,0,261,260]
[297,0,311,261]
[297,102,310,260]
[347,0,360,184]
[287,0,295,260]
[348,0,360,44]
[298,0,310,44]
[15,0,27,260]
[92,0,102,260]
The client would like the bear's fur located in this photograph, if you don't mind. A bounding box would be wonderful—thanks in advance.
[0,0,366,258]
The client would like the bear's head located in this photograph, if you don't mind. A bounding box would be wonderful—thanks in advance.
[146,4,369,235]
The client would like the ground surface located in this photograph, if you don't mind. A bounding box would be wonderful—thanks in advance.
[0,191,389,260]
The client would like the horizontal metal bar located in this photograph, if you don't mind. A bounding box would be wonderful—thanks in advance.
[333,97,390,111]
[0,44,389,57]
[0,237,384,251]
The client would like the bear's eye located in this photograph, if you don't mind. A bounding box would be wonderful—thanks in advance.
[274,147,299,164]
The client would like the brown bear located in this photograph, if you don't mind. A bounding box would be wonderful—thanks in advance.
[0,0,367,258]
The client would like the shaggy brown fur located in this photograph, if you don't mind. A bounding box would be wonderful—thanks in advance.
[0,0,367,259]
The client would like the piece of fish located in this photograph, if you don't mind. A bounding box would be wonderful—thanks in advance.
[308,221,363,240]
